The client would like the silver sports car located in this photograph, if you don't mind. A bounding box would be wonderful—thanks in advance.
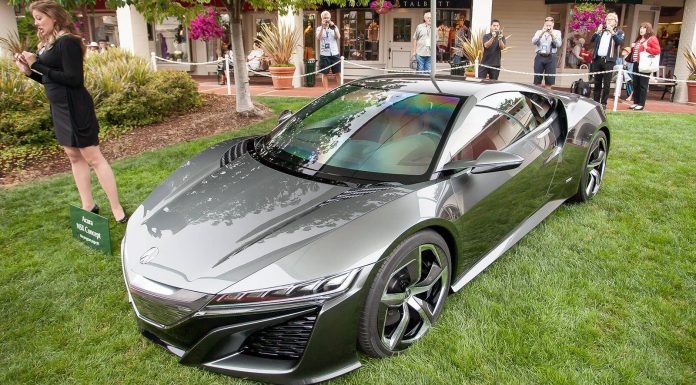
[121,75,609,384]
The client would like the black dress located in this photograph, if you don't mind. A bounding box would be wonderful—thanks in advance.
[28,35,99,148]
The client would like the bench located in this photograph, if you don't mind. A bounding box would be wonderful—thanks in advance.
[648,66,677,102]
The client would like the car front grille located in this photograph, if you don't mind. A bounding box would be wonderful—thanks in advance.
[241,311,319,360]
[130,287,213,327]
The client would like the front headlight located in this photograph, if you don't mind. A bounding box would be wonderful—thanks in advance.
[209,269,361,307]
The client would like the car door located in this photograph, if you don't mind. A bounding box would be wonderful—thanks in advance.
[442,92,561,274]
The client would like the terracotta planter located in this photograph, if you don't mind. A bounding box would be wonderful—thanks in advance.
[269,66,296,89]
[465,70,475,77]
[688,82,696,103]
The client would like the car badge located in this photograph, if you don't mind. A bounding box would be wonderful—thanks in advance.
[140,247,159,264]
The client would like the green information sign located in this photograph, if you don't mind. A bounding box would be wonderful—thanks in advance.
[69,205,112,255]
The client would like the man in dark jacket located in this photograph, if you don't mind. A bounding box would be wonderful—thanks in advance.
[590,12,624,109]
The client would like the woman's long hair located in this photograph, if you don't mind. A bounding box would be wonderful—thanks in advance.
[29,0,85,55]
[636,22,655,40]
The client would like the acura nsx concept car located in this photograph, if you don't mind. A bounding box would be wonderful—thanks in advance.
[121,75,609,384]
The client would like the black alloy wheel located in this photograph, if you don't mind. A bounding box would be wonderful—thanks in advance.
[358,230,451,357]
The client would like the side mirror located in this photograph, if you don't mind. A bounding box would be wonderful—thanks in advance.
[439,150,524,175]
[278,109,293,125]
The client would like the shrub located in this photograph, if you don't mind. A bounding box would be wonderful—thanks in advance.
[0,106,54,146]
[0,50,200,146]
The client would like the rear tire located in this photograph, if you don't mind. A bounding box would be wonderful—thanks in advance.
[570,131,608,202]
[358,230,451,358]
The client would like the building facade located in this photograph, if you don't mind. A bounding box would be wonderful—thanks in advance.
[1,0,694,101]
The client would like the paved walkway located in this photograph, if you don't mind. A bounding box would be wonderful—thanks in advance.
[194,75,696,114]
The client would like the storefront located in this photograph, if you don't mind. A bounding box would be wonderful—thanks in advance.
[301,2,471,78]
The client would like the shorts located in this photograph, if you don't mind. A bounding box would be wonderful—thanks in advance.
[319,55,341,74]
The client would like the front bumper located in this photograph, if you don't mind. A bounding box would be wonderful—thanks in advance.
[130,267,375,385]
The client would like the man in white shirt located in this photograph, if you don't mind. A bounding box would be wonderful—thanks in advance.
[411,12,432,73]
[316,11,341,90]
[590,13,624,109]
[531,17,562,88]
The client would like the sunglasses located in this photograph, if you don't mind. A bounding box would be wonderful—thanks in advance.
[545,18,554,22]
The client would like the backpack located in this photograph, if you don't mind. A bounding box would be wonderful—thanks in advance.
[570,78,591,97]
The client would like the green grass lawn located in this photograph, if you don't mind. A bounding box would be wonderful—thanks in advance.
[1,102,694,385]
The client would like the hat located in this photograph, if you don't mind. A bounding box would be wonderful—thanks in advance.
[88,42,99,47]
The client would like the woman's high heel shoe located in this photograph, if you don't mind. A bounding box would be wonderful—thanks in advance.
[90,204,99,214]
[116,212,129,224]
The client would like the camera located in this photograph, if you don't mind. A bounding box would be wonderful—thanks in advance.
[329,23,336,30]
[601,24,607,30]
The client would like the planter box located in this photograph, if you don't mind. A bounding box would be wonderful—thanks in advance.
[688,82,696,103]
[269,66,296,89]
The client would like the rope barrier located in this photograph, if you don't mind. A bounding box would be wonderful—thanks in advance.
[152,55,223,66]
[246,58,343,79]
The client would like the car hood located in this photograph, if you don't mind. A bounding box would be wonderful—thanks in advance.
[123,154,410,294]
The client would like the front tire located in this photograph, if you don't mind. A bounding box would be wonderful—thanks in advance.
[571,131,608,202]
[358,230,451,357]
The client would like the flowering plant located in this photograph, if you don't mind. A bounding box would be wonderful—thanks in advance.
[568,3,606,34]
[370,0,394,14]
[189,8,225,41]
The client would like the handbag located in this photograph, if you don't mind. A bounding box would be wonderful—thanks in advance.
[410,57,418,70]
[638,51,660,73]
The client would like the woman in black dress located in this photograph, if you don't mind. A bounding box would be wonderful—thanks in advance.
[14,0,127,222]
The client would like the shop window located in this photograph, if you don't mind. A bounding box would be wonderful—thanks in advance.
[154,18,190,62]
[393,18,411,42]
[341,10,379,61]
[255,18,273,41]
[88,14,119,46]
[435,10,466,63]
[303,13,318,60]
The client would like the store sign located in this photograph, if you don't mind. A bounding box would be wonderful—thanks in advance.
[326,0,472,9]
[545,0,642,4]
[397,0,472,8]
[69,205,112,255]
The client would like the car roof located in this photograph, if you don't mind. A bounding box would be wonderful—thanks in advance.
[349,74,550,100]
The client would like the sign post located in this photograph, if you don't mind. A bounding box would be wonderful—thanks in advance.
[69,205,112,255]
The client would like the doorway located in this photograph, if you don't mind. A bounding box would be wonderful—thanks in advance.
[386,10,424,70]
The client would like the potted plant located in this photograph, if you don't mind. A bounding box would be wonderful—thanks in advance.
[684,48,696,103]
[258,22,301,89]
[459,30,484,77]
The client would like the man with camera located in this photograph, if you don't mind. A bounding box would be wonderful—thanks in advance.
[532,17,562,88]
[590,12,624,109]
[316,10,341,90]
[480,19,506,80]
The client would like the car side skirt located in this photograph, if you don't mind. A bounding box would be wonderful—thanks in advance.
[451,198,565,292]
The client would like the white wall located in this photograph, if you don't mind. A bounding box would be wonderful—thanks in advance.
[116,5,149,59]
[0,0,19,57]
[492,0,549,84]
[674,0,695,103]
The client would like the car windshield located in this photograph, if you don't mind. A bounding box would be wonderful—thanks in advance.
[257,85,462,184]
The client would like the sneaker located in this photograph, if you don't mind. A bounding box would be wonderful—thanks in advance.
[629,104,638,109]
[633,105,644,111]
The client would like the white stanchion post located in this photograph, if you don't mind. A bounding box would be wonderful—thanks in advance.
[225,56,231,96]
[340,56,344,86]
[613,65,623,112]
[474,59,479,78]
[150,52,157,71]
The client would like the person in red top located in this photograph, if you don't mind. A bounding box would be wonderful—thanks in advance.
[629,22,661,111]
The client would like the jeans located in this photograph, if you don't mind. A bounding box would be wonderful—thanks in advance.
[633,70,650,107]
[452,55,462,65]
[416,55,432,73]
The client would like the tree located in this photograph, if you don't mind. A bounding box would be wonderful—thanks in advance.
[10,0,366,114]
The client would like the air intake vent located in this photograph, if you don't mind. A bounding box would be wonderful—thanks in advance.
[241,312,319,360]
[318,186,393,208]
[220,136,261,167]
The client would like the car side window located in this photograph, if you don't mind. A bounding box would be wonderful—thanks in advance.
[525,93,554,124]
[449,106,527,161]
[479,92,537,131]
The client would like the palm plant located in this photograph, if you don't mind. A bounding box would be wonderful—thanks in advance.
[257,22,301,67]
[0,30,32,55]
[458,29,485,68]
[683,48,696,81]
